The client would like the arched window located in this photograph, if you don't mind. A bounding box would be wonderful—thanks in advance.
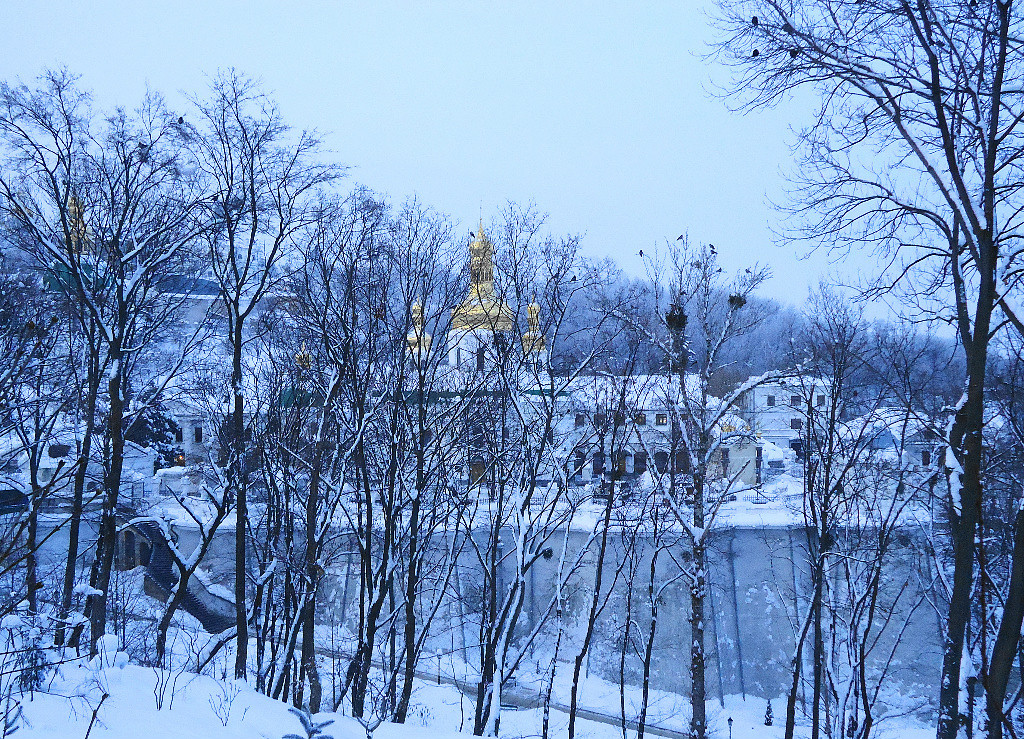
[654,451,669,474]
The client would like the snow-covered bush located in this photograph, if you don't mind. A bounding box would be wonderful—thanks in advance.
[282,706,334,739]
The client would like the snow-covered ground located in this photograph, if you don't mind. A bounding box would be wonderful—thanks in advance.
[10,647,935,739]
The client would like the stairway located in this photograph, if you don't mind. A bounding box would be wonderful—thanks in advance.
[131,519,236,634]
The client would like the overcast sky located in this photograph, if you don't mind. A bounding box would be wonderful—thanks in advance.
[0,1,878,307]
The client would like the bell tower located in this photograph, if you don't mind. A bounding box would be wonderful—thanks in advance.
[448,222,514,369]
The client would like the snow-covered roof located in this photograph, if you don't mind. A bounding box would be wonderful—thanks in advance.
[157,274,221,297]
[556,373,717,411]
[744,375,828,392]
[842,407,937,447]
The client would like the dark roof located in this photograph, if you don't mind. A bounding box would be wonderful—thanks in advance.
[158,275,221,297]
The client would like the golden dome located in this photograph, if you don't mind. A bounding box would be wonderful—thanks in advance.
[451,222,514,333]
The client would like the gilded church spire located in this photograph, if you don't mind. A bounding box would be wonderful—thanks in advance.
[67,194,88,252]
[407,301,432,354]
[522,301,545,354]
[468,219,494,295]
[451,222,514,332]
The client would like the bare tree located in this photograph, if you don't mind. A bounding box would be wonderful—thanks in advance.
[6,303,78,617]
[149,470,234,663]
[0,257,73,620]
[0,71,206,653]
[715,3,1024,735]
[452,208,622,736]
[777,289,941,739]
[565,343,645,739]
[384,200,467,724]
[189,70,340,680]
[624,238,776,739]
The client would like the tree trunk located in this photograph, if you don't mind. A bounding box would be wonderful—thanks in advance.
[302,598,321,713]
[690,476,706,739]
[637,549,661,739]
[985,507,1024,739]
[568,481,615,739]
[811,536,827,739]
[785,605,814,739]
[232,320,248,680]
[811,568,823,739]
[26,474,40,615]
[936,301,991,739]
[57,371,97,647]
[396,492,421,723]
[474,529,502,736]
[89,359,125,656]
[156,566,190,663]
[304,454,323,713]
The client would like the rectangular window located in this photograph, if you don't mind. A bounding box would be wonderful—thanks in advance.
[613,451,626,477]
[634,413,647,426]
[674,450,689,474]
[816,395,825,407]
[655,413,668,426]
[476,345,486,371]
[575,413,586,428]
[174,427,183,443]
[790,418,802,430]
[791,395,801,406]
[634,451,648,474]
[921,450,931,466]
[766,395,776,407]
[469,459,486,485]
[48,444,71,458]
[593,451,605,474]
[194,426,203,443]
[594,413,607,427]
